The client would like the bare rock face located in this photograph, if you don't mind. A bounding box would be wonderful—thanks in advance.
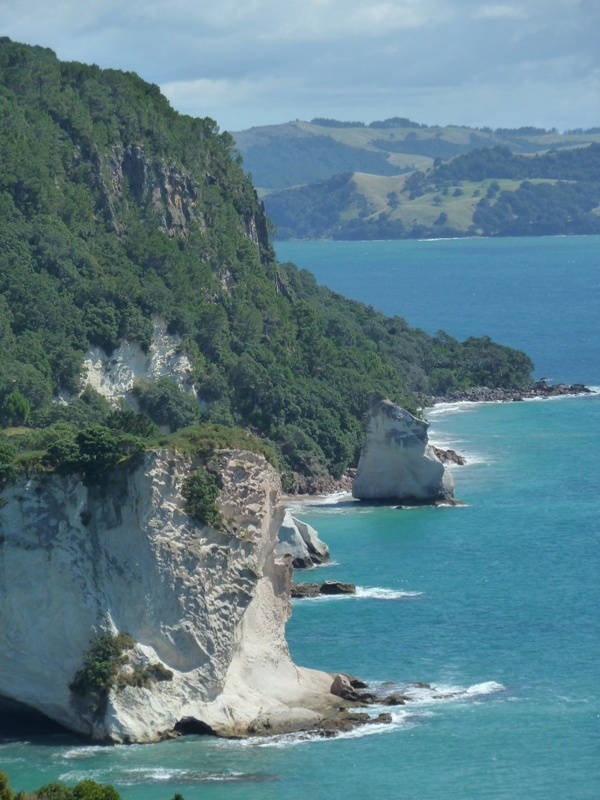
[0,449,336,742]
[81,318,197,405]
[275,510,330,568]
[352,398,454,503]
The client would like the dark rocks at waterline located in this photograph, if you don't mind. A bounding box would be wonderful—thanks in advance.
[315,712,393,737]
[291,581,356,599]
[431,446,466,466]
[381,693,411,706]
[424,380,595,406]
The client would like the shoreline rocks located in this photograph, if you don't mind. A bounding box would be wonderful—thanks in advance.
[423,379,595,406]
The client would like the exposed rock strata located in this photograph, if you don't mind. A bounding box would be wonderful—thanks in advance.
[0,449,344,742]
[275,510,330,568]
[353,398,454,503]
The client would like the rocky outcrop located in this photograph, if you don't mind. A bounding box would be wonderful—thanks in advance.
[81,319,197,405]
[0,449,342,742]
[353,398,454,503]
[431,446,466,466]
[291,581,356,599]
[275,510,330,568]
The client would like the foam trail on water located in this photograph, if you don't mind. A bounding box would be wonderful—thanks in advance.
[355,587,423,600]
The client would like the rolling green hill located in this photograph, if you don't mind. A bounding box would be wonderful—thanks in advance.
[0,39,534,489]
[264,145,600,240]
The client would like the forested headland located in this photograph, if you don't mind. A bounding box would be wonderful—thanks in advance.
[0,39,534,490]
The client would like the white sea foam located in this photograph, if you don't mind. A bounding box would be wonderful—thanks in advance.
[59,769,116,782]
[59,766,256,786]
[355,587,423,600]
[286,491,353,514]
[61,745,109,759]
[523,389,599,403]
[426,401,484,417]
[372,680,506,705]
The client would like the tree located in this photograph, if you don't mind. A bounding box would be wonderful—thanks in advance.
[1,388,30,425]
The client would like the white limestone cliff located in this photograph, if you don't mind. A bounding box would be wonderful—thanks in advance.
[0,449,336,742]
[352,398,454,503]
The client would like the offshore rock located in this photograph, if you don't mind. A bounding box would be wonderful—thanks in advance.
[275,510,330,568]
[0,449,339,742]
[291,581,356,599]
[353,398,454,503]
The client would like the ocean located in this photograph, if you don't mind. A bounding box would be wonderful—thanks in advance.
[1,236,599,799]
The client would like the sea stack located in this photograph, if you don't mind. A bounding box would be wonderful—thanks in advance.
[352,397,454,503]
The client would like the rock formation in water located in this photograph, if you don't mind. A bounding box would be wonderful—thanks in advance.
[0,449,341,742]
[275,510,330,568]
[352,398,454,503]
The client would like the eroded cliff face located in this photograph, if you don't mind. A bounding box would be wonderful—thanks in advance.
[0,449,334,742]
[80,319,197,405]
[352,398,454,503]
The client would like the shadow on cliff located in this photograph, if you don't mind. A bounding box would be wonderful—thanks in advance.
[0,696,86,744]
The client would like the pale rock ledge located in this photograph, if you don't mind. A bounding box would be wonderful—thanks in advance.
[0,449,338,742]
[352,398,454,503]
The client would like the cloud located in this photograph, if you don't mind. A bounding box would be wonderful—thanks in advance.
[473,5,528,20]
[0,0,599,130]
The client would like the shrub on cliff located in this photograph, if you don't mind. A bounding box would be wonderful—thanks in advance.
[69,632,135,714]
[182,466,222,528]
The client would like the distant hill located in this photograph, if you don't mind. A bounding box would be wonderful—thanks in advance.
[232,117,600,240]
[262,144,600,240]
[233,117,600,194]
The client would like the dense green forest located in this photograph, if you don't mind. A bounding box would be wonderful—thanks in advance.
[265,144,600,240]
[0,39,534,489]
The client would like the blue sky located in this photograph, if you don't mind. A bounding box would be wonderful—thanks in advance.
[1,0,599,133]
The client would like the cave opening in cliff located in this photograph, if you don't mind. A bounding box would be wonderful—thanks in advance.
[174,717,218,737]
[0,695,74,739]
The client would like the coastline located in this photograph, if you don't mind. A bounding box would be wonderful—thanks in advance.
[422,379,595,407]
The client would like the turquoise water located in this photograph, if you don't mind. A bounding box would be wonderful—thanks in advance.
[2,237,600,798]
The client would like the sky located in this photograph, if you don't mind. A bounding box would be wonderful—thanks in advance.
[1,0,599,133]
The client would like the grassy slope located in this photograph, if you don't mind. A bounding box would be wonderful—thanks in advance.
[351,175,565,231]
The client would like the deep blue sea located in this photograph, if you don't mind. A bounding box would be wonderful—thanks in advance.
[1,237,599,799]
